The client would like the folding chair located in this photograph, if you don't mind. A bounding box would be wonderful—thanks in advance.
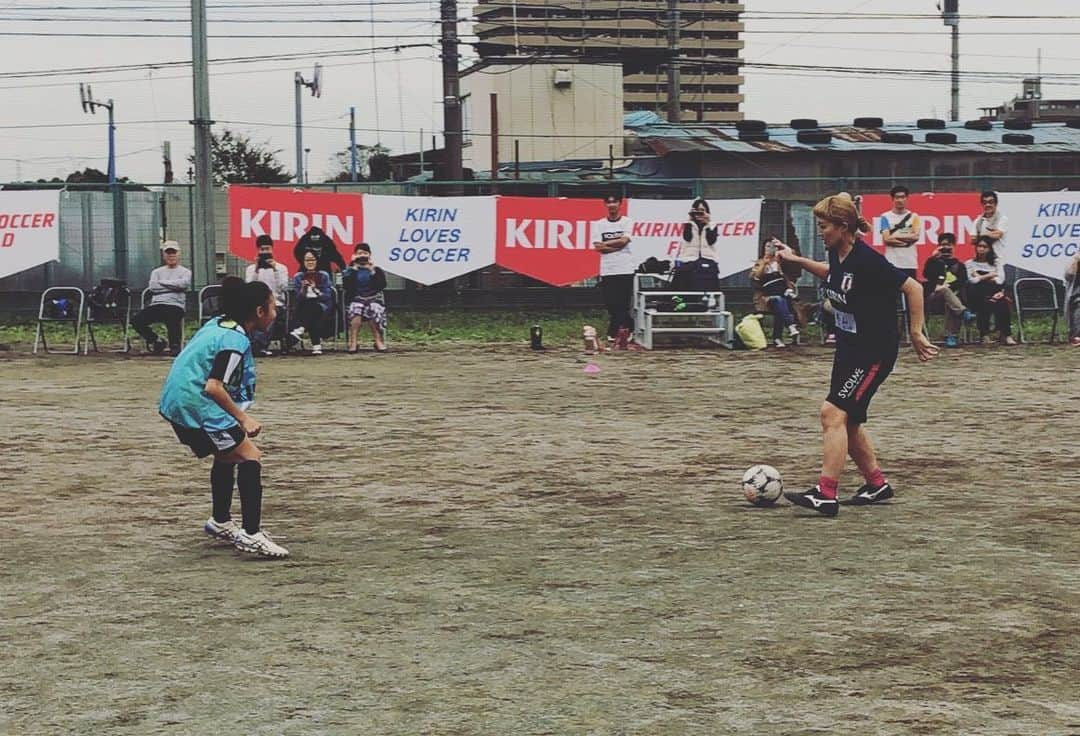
[83,285,133,354]
[1013,277,1060,344]
[33,286,85,355]
[198,284,223,325]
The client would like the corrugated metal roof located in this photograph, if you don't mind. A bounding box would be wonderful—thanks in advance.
[624,115,1080,154]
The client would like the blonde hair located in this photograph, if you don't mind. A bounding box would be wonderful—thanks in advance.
[812,192,871,235]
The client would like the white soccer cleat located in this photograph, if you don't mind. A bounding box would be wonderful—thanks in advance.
[204,518,243,544]
[773,338,786,348]
[310,344,323,355]
[234,529,290,559]
[788,324,800,337]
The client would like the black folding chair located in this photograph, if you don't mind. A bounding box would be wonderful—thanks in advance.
[1013,277,1060,344]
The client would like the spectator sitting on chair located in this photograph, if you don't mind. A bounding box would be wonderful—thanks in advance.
[343,242,388,353]
[290,250,333,355]
[1066,249,1080,346]
[922,232,974,348]
[751,238,800,348]
[244,234,290,356]
[965,235,1016,346]
[132,241,191,356]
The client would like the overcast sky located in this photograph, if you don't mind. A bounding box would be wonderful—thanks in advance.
[0,0,1076,183]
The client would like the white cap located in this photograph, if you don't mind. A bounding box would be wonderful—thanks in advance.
[160,240,180,253]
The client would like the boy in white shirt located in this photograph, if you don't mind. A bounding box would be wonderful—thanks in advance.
[591,194,636,348]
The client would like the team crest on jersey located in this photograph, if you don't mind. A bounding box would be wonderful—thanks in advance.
[840,273,855,293]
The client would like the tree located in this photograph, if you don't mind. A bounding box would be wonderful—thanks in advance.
[59,167,130,184]
[189,128,292,185]
[325,143,392,182]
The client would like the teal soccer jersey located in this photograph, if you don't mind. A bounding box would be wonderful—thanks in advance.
[159,318,255,431]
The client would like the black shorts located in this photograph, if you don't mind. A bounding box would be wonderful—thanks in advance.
[171,422,246,458]
[826,346,897,424]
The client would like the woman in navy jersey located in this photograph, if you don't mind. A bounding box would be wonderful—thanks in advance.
[773,193,938,517]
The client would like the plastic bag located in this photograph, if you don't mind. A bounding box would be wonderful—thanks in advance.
[735,313,767,350]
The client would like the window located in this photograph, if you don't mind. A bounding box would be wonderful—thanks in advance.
[461,93,472,147]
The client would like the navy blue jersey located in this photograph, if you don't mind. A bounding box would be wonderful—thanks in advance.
[824,240,910,353]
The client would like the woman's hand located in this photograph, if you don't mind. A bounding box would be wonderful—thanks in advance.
[241,415,262,438]
[910,332,940,362]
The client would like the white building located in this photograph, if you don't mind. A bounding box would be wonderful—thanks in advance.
[459,59,624,175]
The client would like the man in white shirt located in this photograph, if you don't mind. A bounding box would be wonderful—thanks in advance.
[878,185,921,279]
[244,234,290,355]
[131,241,192,356]
[591,194,636,348]
[973,190,1009,263]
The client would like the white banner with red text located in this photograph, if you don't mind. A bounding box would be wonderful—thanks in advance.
[226,187,765,286]
[626,198,763,279]
[0,190,60,279]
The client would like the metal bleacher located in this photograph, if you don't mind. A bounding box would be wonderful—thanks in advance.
[632,273,734,350]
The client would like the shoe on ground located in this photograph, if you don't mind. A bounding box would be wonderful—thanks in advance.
[784,486,838,517]
[311,343,323,355]
[788,324,800,338]
[1002,335,1018,346]
[290,326,305,339]
[1071,336,1080,346]
[151,338,168,355]
[840,482,894,506]
[169,346,181,357]
[234,529,290,558]
[981,335,994,346]
[257,348,274,357]
[825,333,837,345]
[773,338,786,349]
[944,335,959,348]
[204,517,244,544]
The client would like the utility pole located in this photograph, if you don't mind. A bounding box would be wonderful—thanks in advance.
[942,0,959,121]
[294,64,323,185]
[349,106,358,182]
[80,83,126,280]
[666,0,681,123]
[191,0,216,289]
[440,0,463,183]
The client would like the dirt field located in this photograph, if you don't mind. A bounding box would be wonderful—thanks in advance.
[2,341,1078,735]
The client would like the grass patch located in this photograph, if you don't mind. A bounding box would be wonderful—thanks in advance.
[1,309,1068,352]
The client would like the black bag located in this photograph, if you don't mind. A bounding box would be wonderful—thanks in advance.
[88,278,130,323]
[670,257,720,292]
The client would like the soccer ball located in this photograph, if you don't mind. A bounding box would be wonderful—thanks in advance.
[742,464,783,506]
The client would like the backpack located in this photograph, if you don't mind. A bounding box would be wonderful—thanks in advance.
[88,279,130,323]
[671,257,720,292]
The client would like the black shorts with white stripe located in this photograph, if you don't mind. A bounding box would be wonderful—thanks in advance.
[171,422,246,458]
[825,346,897,425]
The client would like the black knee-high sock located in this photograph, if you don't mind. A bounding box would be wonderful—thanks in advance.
[210,461,236,523]
[237,460,263,534]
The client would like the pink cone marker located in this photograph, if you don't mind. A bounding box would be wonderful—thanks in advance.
[584,363,601,374]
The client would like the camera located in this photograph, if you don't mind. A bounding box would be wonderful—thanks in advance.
[257,252,273,268]
[353,255,370,266]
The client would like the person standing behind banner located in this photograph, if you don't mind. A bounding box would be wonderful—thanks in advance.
[591,193,637,348]
[677,198,719,264]
[244,234,290,356]
[878,185,921,280]
[972,190,1009,263]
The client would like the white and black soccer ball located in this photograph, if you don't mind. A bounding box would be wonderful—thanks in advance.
[741,464,783,506]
